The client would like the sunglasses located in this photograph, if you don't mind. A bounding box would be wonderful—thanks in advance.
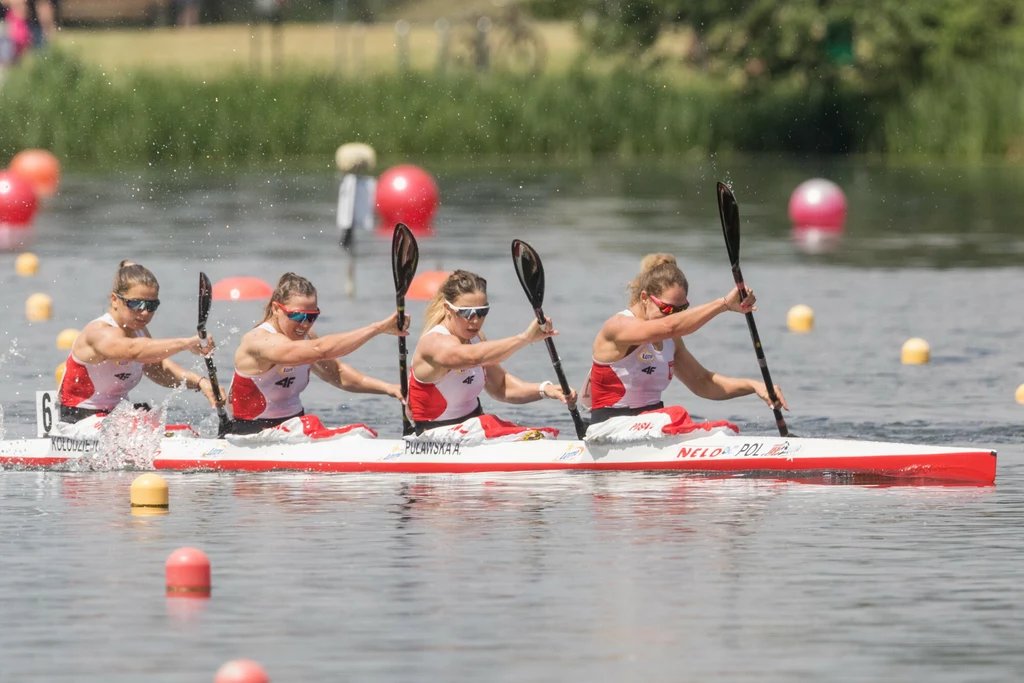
[116,293,161,313]
[649,293,689,315]
[445,300,490,320]
[275,302,320,324]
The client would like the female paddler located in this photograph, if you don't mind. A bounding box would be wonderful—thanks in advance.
[229,272,407,434]
[588,254,787,424]
[408,270,577,434]
[58,261,222,422]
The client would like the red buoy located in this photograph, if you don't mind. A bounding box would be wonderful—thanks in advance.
[165,547,211,598]
[214,660,270,683]
[788,178,847,232]
[10,149,61,199]
[375,165,439,235]
[0,170,38,226]
[212,277,274,301]
[407,271,451,301]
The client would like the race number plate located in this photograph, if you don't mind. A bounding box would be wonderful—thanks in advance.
[36,390,57,438]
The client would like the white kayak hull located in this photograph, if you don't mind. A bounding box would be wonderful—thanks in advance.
[0,432,997,484]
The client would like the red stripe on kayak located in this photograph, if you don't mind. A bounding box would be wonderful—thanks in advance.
[152,451,996,485]
[0,456,72,467]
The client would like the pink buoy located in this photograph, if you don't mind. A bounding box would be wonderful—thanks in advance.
[0,170,38,226]
[212,277,274,301]
[214,659,270,683]
[788,178,847,232]
[165,547,211,598]
[375,164,439,235]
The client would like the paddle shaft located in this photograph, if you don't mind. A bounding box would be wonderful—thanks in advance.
[531,308,587,439]
[730,265,789,437]
[396,297,414,436]
[196,324,231,437]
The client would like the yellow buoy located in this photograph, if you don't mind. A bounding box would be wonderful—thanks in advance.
[131,474,169,515]
[15,252,40,276]
[26,293,52,322]
[787,304,814,333]
[901,337,930,365]
[1016,384,1024,405]
[56,328,79,350]
[55,362,66,388]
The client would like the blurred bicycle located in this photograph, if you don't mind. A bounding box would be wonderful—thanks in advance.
[442,2,546,76]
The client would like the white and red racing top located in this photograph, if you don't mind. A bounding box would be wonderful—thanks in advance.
[231,322,311,420]
[590,310,675,410]
[408,324,485,422]
[59,313,146,411]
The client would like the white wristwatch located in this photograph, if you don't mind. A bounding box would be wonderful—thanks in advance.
[538,380,553,398]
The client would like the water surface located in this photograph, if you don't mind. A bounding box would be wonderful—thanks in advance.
[1,158,1022,681]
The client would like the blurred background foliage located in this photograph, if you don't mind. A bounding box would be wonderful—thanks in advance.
[529,0,1022,95]
[2,0,1022,163]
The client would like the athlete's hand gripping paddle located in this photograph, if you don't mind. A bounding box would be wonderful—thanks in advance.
[511,239,587,439]
[716,182,792,438]
[198,272,232,437]
[392,223,420,436]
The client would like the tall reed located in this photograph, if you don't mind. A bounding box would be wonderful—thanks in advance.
[1,50,1020,166]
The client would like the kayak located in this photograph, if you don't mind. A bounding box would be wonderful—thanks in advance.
[0,392,996,484]
[0,431,997,484]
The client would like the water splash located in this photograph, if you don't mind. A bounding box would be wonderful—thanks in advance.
[0,337,24,367]
[0,338,20,442]
[57,402,168,472]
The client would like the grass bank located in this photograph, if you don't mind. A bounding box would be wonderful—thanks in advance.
[0,50,1020,167]
[52,23,583,77]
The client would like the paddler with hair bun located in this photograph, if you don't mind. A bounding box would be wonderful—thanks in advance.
[228,272,407,436]
[408,270,577,436]
[58,260,224,423]
[586,253,787,429]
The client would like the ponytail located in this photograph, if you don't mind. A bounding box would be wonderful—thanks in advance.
[112,260,158,295]
[262,273,317,322]
[422,270,487,334]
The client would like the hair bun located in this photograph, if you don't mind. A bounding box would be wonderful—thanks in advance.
[639,253,676,272]
[118,260,137,269]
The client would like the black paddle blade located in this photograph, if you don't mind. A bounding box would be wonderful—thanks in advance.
[717,181,741,268]
[511,239,545,310]
[391,223,420,297]
[198,272,213,333]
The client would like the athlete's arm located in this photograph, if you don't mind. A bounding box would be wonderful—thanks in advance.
[420,318,555,372]
[597,287,754,352]
[144,360,226,407]
[312,360,402,399]
[484,364,577,406]
[253,314,407,366]
[85,325,206,364]
[672,339,787,409]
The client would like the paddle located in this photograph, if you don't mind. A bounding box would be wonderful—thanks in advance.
[391,223,420,436]
[198,272,232,437]
[716,182,792,438]
[511,239,587,439]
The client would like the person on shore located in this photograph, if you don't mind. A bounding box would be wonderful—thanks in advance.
[58,261,222,423]
[229,272,406,435]
[25,0,55,47]
[408,270,577,435]
[335,142,377,299]
[587,254,787,425]
[0,0,32,64]
[175,0,200,27]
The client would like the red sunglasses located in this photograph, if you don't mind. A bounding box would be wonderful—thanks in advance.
[274,302,320,324]
[649,293,689,315]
